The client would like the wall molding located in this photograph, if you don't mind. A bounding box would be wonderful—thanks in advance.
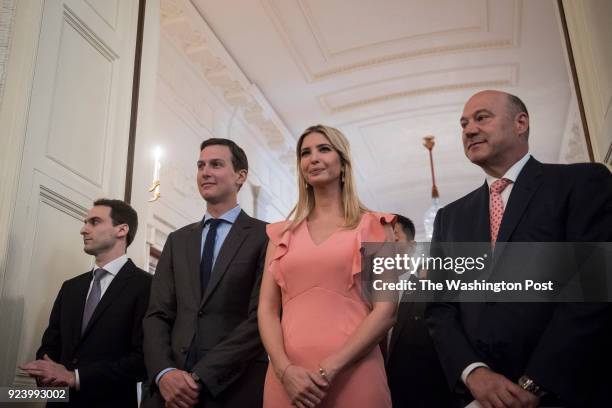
[160,0,295,162]
[296,0,485,60]
[84,0,119,31]
[319,63,517,113]
[39,185,88,220]
[64,5,118,61]
[559,0,612,163]
[0,0,16,105]
[262,0,521,82]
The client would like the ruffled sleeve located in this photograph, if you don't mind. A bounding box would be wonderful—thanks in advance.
[266,221,292,290]
[350,212,396,289]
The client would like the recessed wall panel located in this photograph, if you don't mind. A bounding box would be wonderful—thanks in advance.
[17,189,92,365]
[46,12,114,186]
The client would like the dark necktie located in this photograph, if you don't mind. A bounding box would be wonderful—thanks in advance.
[82,268,107,334]
[200,219,223,297]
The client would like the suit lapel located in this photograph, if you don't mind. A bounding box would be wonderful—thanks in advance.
[492,158,543,265]
[463,182,493,282]
[472,182,491,242]
[187,222,204,303]
[200,211,251,308]
[78,260,134,342]
[388,292,414,355]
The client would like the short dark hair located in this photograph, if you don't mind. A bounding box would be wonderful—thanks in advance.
[506,93,528,117]
[200,138,248,172]
[506,93,530,138]
[394,214,415,240]
[93,199,138,247]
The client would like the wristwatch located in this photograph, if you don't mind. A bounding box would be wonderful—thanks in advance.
[518,375,546,398]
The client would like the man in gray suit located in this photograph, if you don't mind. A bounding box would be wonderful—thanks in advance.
[143,138,268,408]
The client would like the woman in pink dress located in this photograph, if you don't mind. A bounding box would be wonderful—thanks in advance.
[258,124,397,408]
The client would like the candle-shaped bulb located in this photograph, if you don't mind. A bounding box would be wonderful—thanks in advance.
[153,146,162,181]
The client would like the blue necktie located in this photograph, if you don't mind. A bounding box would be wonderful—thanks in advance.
[200,219,222,297]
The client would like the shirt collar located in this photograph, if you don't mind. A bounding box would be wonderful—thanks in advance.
[203,204,241,226]
[486,153,531,188]
[94,254,128,277]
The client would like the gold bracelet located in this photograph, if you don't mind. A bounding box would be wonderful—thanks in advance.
[318,367,329,382]
[279,363,292,382]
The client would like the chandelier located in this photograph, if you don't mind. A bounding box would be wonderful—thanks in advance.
[423,136,440,240]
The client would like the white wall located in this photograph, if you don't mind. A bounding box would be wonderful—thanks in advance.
[0,0,139,390]
[128,0,296,269]
[562,0,612,165]
[558,93,589,164]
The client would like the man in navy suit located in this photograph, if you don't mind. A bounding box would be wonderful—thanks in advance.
[426,90,612,407]
[386,215,452,408]
[20,199,151,407]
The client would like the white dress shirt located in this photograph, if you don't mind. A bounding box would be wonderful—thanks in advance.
[87,254,128,299]
[484,153,531,207]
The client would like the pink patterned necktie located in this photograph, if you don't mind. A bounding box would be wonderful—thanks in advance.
[489,178,512,247]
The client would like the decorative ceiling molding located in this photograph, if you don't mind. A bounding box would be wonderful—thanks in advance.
[311,40,514,80]
[262,0,521,82]
[297,0,486,60]
[336,102,463,128]
[331,80,510,113]
[320,63,518,113]
[160,0,294,159]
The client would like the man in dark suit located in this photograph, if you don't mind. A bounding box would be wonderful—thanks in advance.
[425,90,612,407]
[20,199,152,407]
[386,215,452,408]
[143,138,268,408]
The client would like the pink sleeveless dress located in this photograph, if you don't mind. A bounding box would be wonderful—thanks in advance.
[263,212,395,408]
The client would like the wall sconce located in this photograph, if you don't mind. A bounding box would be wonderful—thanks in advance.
[148,146,162,202]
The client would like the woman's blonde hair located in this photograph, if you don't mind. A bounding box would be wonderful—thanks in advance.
[287,124,368,230]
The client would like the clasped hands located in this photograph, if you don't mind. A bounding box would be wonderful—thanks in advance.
[19,354,76,388]
[280,359,336,408]
[158,369,201,408]
[466,367,539,408]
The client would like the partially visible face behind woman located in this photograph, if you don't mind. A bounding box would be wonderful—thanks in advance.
[299,131,343,188]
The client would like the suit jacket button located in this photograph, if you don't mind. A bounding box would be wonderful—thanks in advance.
[180,347,187,354]
[198,311,203,317]
[72,358,78,364]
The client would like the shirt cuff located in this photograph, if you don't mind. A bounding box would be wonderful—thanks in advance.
[155,367,176,385]
[74,369,80,390]
[461,362,490,385]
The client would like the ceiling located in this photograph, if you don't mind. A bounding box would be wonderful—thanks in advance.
[188,0,574,237]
